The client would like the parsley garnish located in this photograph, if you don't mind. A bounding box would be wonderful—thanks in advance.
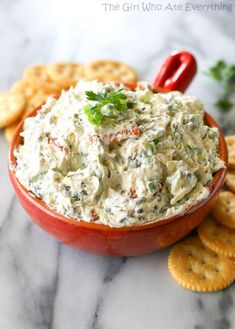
[83,89,134,125]
[83,104,103,126]
[207,60,235,110]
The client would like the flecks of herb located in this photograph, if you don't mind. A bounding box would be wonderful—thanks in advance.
[172,123,179,135]
[107,208,113,215]
[202,133,207,140]
[185,144,202,156]
[140,91,153,104]
[63,185,71,192]
[139,125,145,132]
[148,180,158,194]
[146,142,156,157]
[127,100,135,108]
[168,104,177,112]
[185,144,194,156]
[181,171,192,178]
[98,153,104,164]
[153,138,160,145]
[73,194,80,201]
[81,190,88,196]
[128,156,142,168]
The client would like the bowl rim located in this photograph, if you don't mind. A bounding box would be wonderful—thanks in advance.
[9,100,228,232]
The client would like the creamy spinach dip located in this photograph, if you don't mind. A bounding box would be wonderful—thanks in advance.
[14,80,224,227]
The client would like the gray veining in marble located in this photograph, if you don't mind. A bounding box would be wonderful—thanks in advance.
[1,0,235,328]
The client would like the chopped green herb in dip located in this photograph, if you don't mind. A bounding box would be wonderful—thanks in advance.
[14,80,225,227]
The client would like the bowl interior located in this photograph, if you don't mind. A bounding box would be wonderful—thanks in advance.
[9,93,228,232]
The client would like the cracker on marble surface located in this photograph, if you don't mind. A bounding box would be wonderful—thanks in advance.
[168,235,235,292]
[48,62,84,89]
[11,79,36,99]
[83,59,137,83]
[225,135,235,170]
[212,191,235,228]
[23,64,51,83]
[225,171,235,194]
[0,91,25,128]
[198,215,235,258]
[23,64,62,94]
[26,79,61,94]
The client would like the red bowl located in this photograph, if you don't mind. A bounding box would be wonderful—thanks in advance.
[8,52,228,256]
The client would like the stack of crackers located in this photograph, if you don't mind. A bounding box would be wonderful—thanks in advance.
[168,135,235,292]
[0,60,137,142]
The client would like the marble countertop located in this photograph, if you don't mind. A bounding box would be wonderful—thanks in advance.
[1,0,235,328]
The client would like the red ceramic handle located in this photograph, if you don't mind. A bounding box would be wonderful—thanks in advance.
[152,51,197,93]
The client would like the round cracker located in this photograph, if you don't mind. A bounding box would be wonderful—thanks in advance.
[0,91,25,128]
[23,64,50,82]
[225,135,235,170]
[212,191,235,228]
[11,79,36,99]
[23,64,62,93]
[26,79,62,94]
[83,60,137,83]
[225,171,235,194]
[48,62,84,88]
[198,216,235,258]
[4,120,20,142]
[168,236,235,292]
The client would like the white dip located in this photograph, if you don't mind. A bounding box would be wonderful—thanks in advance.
[14,80,224,227]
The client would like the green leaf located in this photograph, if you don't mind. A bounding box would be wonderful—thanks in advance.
[83,104,103,126]
[215,98,233,110]
[86,91,105,102]
[208,60,226,81]
[207,60,235,110]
